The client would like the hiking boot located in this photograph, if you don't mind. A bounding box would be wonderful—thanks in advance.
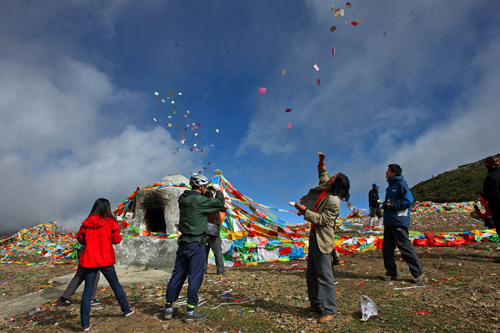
[381,275,397,282]
[124,309,135,317]
[90,299,101,306]
[411,274,426,284]
[306,306,324,313]
[319,313,338,323]
[58,297,71,306]
[164,307,179,320]
[184,309,207,323]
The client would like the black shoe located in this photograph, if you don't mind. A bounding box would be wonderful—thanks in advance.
[411,274,426,284]
[381,276,397,281]
[217,271,227,275]
[58,297,71,306]
[164,307,179,320]
[90,299,101,306]
[332,260,341,267]
[124,309,135,317]
[184,309,207,323]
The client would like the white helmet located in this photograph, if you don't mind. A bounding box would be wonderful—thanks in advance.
[190,174,209,187]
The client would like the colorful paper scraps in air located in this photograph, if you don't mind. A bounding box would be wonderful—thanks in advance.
[313,64,319,71]
[285,108,292,113]
[147,86,217,158]
[317,79,320,85]
[258,87,267,95]
[287,123,292,130]
[330,25,337,32]
[346,1,352,9]
[351,20,362,26]
[282,69,286,75]
[332,47,336,55]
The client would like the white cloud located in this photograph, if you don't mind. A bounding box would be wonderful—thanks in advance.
[0,55,197,233]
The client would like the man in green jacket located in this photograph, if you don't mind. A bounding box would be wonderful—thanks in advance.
[164,174,225,322]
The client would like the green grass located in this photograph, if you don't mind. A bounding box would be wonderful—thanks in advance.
[411,154,499,202]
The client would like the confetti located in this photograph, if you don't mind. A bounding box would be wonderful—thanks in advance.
[155,92,159,95]
[351,21,358,26]
[258,87,266,94]
[216,129,219,133]
[346,1,352,9]
[285,108,292,112]
[313,64,319,71]
[287,123,292,130]
[332,47,336,55]
[282,69,286,75]
[330,25,337,32]
[317,79,320,85]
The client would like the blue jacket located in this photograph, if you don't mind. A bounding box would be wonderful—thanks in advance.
[383,175,413,228]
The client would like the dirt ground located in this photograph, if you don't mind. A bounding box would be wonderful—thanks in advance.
[1,210,500,332]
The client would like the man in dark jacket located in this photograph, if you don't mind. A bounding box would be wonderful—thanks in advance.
[368,183,383,228]
[381,164,425,284]
[164,174,225,322]
[482,156,500,263]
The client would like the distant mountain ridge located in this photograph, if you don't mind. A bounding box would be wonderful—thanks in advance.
[410,154,500,203]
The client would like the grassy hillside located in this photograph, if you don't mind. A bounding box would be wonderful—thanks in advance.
[411,154,500,203]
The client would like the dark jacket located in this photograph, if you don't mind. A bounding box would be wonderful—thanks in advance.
[383,175,413,228]
[368,189,380,208]
[178,190,225,243]
[76,215,122,268]
[482,168,500,214]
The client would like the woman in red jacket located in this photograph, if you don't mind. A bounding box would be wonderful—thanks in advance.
[76,198,134,331]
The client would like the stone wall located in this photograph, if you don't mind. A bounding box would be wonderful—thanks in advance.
[115,174,190,268]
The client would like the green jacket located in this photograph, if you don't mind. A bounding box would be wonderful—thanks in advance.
[178,190,225,243]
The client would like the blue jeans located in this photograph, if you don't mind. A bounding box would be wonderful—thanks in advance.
[166,241,205,307]
[81,265,130,328]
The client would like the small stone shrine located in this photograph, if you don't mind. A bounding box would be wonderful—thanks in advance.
[114,174,189,269]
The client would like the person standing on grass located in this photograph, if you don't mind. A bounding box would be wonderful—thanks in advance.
[203,186,227,275]
[76,198,134,332]
[58,247,101,306]
[368,183,383,228]
[294,151,350,324]
[381,164,425,284]
[164,174,225,323]
[481,155,500,262]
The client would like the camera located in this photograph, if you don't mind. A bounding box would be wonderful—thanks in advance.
[382,199,394,209]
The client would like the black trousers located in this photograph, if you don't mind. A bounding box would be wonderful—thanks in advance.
[382,225,424,278]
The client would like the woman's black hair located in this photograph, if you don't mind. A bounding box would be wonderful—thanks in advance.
[329,173,350,202]
[88,198,114,219]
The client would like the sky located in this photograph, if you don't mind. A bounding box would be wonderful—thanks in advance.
[1,0,500,234]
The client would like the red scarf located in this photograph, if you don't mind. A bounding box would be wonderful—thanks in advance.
[310,190,328,230]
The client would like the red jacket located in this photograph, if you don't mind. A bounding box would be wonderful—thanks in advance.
[76,215,122,268]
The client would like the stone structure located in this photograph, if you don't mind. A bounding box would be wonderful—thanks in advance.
[115,174,190,269]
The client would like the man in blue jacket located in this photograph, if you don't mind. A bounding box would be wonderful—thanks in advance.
[381,164,425,284]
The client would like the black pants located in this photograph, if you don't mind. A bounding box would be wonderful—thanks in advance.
[370,207,382,218]
[382,226,424,278]
[492,209,500,234]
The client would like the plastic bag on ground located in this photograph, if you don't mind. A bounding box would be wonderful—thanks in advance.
[360,295,378,321]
